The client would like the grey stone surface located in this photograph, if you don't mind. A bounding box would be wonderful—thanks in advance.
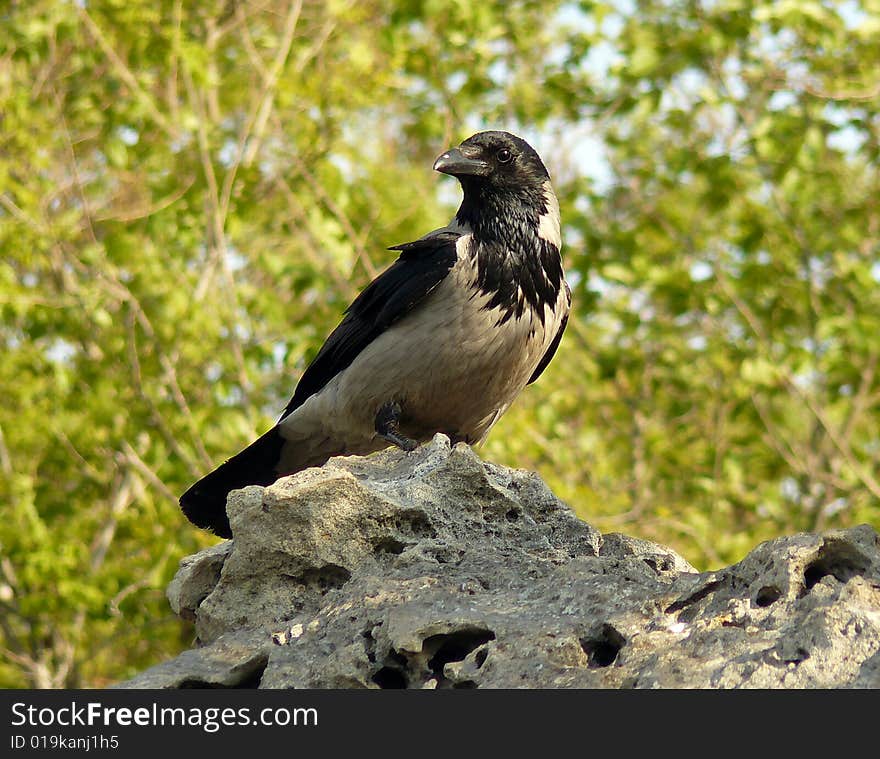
[116,630,269,689]
[165,541,232,621]
[118,434,880,689]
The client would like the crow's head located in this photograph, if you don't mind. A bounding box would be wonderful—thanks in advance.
[434,131,549,196]
[435,131,559,250]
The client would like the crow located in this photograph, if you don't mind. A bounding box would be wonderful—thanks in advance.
[181,131,571,538]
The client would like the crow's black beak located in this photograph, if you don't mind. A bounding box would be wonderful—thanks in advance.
[433,147,490,177]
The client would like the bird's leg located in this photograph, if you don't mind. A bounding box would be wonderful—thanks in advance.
[375,401,419,452]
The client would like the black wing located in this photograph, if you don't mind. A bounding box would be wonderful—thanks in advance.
[527,280,571,385]
[280,230,461,418]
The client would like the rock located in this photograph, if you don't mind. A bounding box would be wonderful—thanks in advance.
[117,630,268,689]
[165,541,232,621]
[117,434,880,689]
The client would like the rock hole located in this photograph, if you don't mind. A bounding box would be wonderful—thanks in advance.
[643,555,674,573]
[754,585,782,607]
[474,648,489,669]
[783,647,810,665]
[803,540,870,591]
[373,536,407,555]
[421,628,496,687]
[505,509,521,522]
[426,629,496,676]
[371,650,409,688]
[371,667,407,689]
[453,680,477,689]
[299,564,352,595]
[580,624,625,668]
[394,511,437,539]
[362,627,377,663]
[234,662,268,689]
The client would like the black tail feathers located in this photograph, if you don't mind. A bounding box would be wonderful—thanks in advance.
[179,427,285,539]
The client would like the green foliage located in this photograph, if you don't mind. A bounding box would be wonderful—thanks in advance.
[1,0,878,687]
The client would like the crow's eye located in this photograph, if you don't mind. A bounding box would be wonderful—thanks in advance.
[497,148,513,164]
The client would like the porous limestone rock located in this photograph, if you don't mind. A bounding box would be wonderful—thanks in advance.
[119,434,880,689]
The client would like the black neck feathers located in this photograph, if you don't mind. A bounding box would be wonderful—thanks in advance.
[456,186,563,326]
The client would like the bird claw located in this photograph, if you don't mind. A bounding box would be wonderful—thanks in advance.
[375,401,419,452]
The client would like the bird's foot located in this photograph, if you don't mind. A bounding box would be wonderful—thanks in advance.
[375,401,419,452]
